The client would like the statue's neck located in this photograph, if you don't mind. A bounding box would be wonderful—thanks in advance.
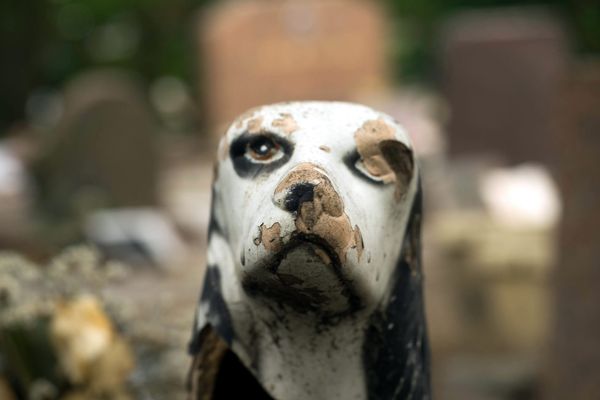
[240,304,370,400]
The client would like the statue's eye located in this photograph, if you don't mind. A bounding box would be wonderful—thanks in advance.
[354,158,385,182]
[230,132,293,178]
[246,136,283,162]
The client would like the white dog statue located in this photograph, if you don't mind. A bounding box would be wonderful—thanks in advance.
[188,102,430,400]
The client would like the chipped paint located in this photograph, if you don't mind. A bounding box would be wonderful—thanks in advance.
[274,163,363,263]
[259,222,283,253]
[272,113,298,134]
[355,118,414,200]
[247,116,264,134]
[233,107,261,129]
[352,225,364,261]
[354,118,397,182]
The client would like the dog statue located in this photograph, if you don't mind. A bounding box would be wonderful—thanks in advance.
[188,102,430,400]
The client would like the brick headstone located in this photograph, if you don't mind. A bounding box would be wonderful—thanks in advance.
[36,70,159,220]
[440,8,569,165]
[199,0,388,128]
[543,62,600,400]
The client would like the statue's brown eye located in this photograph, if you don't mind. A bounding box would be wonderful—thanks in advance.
[247,136,282,162]
[230,132,293,178]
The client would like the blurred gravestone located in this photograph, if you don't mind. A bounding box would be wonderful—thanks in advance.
[543,62,600,400]
[440,8,569,165]
[199,0,388,128]
[35,70,159,238]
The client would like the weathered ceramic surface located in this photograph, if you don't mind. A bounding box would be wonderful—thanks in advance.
[190,102,430,400]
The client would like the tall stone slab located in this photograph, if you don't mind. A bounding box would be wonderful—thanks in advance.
[441,8,569,165]
[543,62,600,400]
[35,70,159,224]
[199,0,388,128]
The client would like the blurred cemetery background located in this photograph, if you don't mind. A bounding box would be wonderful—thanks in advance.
[0,0,599,399]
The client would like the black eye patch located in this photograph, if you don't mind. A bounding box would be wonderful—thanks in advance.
[229,132,294,179]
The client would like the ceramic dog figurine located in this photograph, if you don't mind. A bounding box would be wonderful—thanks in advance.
[188,102,430,400]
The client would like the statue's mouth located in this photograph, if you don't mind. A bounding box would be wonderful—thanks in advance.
[268,233,341,273]
[242,233,361,316]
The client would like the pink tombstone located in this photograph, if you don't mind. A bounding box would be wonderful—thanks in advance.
[199,0,388,129]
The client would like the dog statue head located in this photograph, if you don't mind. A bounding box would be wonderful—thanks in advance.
[189,102,430,400]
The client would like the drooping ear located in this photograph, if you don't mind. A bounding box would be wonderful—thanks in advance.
[189,175,266,399]
[190,183,236,353]
[378,139,414,200]
[188,325,274,400]
[399,182,422,275]
[187,325,228,398]
[188,258,271,398]
[189,266,235,355]
[363,184,431,399]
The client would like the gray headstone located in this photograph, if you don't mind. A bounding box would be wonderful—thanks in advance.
[36,70,159,223]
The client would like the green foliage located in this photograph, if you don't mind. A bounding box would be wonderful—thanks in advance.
[0,0,214,133]
[0,0,598,133]
[384,0,600,83]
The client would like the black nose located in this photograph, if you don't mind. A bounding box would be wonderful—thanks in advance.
[283,183,315,212]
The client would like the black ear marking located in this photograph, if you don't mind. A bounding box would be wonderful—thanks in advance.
[230,132,294,179]
[379,140,414,191]
[188,325,274,400]
[362,185,430,399]
[189,266,235,354]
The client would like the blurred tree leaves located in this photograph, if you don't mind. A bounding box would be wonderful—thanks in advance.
[385,0,600,83]
[0,0,598,134]
[0,0,213,134]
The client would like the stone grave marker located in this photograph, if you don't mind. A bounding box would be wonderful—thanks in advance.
[199,0,388,128]
[35,70,159,228]
[543,62,600,400]
[440,8,569,165]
